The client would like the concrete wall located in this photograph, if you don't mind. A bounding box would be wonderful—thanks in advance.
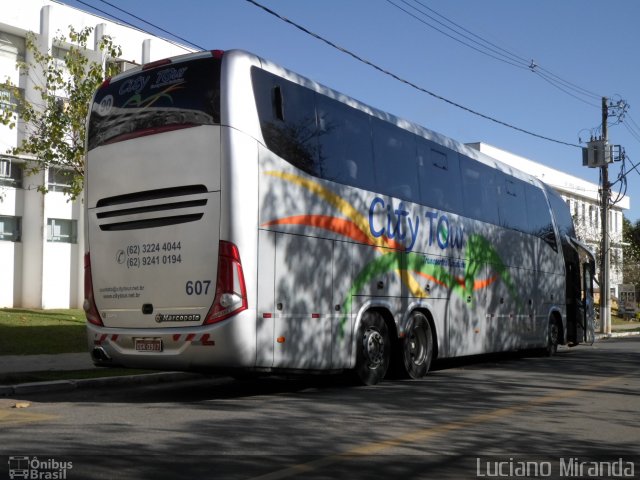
[0,0,195,308]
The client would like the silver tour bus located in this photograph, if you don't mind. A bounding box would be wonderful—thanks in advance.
[84,49,595,384]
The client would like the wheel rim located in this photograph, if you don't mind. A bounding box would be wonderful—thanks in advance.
[363,328,385,368]
[408,326,428,366]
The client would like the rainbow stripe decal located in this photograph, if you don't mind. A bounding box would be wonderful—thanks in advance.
[262,171,521,332]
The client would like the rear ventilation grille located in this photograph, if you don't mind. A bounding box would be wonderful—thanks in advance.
[96,185,207,207]
[95,185,209,231]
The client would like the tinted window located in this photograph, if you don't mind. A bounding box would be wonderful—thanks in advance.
[252,67,552,236]
[525,184,557,250]
[546,186,576,239]
[316,95,375,190]
[497,173,528,232]
[253,68,319,176]
[417,139,463,214]
[371,117,418,201]
[88,56,221,150]
[460,155,499,224]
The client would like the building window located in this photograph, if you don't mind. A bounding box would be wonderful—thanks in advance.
[0,215,21,242]
[0,158,22,188]
[0,31,26,60]
[47,168,73,193]
[47,218,77,243]
[0,85,24,113]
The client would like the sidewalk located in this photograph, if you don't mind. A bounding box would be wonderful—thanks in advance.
[0,352,95,375]
[0,352,198,396]
[597,321,640,338]
[1,322,638,396]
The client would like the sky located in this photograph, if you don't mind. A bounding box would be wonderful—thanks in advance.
[62,0,640,223]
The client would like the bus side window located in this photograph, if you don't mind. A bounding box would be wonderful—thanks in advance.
[316,95,375,191]
[525,183,557,250]
[460,155,498,224]
[417,139,463,215]
[252,68,319,176]
[546,187,576,240]
[371,117,418,202]
[497,173,529,233]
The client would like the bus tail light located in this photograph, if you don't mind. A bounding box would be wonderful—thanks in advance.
[205,241,247,324]
[83,253,103,326]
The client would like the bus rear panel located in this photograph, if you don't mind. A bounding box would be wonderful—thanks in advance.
[84,51,254,371]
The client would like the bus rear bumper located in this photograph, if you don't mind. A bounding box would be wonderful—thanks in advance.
[86,313,256,372]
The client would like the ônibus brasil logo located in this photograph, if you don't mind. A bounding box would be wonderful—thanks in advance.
[8,456,73,479]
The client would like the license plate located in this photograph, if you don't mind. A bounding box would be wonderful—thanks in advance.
[135,338,163,352]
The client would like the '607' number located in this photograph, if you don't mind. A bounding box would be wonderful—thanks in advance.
[185,280,211,296]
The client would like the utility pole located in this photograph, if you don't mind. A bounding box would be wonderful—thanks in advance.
[584,97,626,334]
[600,96,611,335]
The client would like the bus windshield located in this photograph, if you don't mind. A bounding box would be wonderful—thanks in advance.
[88,56,221,150]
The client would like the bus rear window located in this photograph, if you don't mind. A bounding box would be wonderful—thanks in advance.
[88,56,221,150]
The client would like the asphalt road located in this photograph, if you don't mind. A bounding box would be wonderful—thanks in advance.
[1,338,639,479]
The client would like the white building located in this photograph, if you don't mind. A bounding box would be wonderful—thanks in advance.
[0,1,632,309]
[468,142,630,297]
[0,0,195,308]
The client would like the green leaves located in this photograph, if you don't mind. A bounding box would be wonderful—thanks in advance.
[622,217,640,292]
[0,26,122,199]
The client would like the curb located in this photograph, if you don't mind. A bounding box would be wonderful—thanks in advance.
[2,332,637,397]
[0,372,201,397]
[596,330,640,340]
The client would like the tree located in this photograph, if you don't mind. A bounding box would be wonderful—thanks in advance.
[622,216,640,299]
[0,26,121,199]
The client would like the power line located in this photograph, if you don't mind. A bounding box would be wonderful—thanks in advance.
[623,113,640,144]
[386,0,528,70]
[626,154,640,180]
[66,0,198,51]
[627,112,640,134]
[409,0,603,102]
[533,69,600,108]
[623,121,640,144]
[246,0,581,148]
[389,0,603,107]
[534,64,602,101]
[95,0,205,50]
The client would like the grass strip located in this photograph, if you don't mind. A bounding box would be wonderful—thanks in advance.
[0,308,87,355]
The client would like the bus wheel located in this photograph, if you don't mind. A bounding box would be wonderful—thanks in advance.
[545,319,560,356]
[401,312,433,379]
[354,311,390,385]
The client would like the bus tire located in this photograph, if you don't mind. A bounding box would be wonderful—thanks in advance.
[545,318,560,356]
[354,310,390,385]
[401,312,433,379]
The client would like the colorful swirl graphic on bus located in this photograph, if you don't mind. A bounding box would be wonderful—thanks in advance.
[262,171,521,331]
[121,83,185,109]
